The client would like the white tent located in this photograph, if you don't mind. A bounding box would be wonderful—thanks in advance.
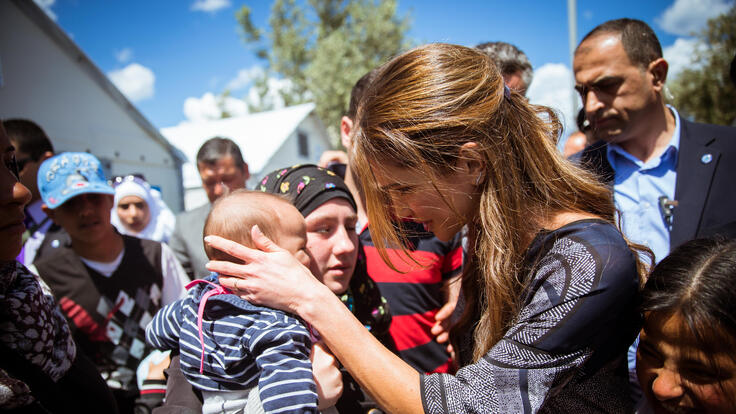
[0,0,186,211]
[161,103,333,210]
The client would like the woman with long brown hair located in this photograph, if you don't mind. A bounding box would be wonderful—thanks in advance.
[206,43,646,413]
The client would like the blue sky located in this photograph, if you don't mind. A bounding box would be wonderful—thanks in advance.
[36,0,731,134]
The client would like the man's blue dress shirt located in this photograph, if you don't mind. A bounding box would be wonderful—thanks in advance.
[606,106,680,264]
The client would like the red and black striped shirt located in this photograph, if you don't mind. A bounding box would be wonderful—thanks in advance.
[359,221,462,374]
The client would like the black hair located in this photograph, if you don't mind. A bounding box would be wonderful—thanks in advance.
[643,237,736,349]
[642,237,736,403]
[579,18,662,68]
[475,41,534,89]
[347,69,380,120]
[196,137,246,169]
[2,119,54,160]
[576,108,589,132]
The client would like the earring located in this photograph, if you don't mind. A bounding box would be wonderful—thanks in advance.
[475,175,482,186]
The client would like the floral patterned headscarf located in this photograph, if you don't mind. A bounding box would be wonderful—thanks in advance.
[257,164,356,217]
[258,164,392,341]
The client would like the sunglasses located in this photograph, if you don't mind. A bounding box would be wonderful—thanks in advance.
[109,173,148,188]
[15,157,32,172]
[7,154,21,180]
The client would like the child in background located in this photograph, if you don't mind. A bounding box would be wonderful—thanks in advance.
[637,237,736,413]
[146,190,318,414]
[34,152,189,411]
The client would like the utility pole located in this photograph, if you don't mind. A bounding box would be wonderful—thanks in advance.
[568,0,579,123]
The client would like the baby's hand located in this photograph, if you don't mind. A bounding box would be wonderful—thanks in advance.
[311,342,343,409]
[146,353,171,381]
[318,150,348,168]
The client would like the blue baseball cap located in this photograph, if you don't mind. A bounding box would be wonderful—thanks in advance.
[38,152,115,209]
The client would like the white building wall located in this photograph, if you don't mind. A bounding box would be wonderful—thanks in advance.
[0,1,183,211]
[253,114,331,185]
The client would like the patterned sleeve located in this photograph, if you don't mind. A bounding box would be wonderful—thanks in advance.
[0,261,76,381]
[421,232,639,413]
[246,312,318,414]
[145,299,185,351]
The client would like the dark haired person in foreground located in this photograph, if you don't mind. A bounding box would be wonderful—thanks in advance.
[0,120,117,412]
[637,237,736,412]
[3,119,56,266]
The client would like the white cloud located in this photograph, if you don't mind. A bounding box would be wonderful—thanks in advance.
[246,76,300,111]
[183,92,249,122]
[225,66,265,91]
[657,0,731,36]
[33,0,57,21]
[224,66,300,110]
[191,0,231,13]
[108,63,155,102]
[184,93,220,122]
[222,96,248,117]
[583,10,593,20]
[183,68,302,122]
[663,37,706,79]
[115,48,133,64]
[527,63,580,140]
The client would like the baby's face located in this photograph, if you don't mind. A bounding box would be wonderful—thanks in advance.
[273,203,311,269]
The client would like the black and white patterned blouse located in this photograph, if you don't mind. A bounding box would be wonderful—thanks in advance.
[421,219,641,413]
[0,261,76,408]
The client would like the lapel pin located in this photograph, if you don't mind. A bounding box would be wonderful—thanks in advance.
[701,153,713,164]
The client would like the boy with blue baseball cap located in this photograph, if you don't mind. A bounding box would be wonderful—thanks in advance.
[37,152,114,208]
[32,152,189,412]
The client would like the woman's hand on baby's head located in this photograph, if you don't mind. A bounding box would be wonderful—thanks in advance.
[206,225,324,315]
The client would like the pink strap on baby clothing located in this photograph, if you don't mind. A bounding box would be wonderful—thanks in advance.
[185,279,232,374]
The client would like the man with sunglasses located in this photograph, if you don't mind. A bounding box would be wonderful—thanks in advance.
[3,119,56,265]
[574,18,736,262]
[169,137,249,280]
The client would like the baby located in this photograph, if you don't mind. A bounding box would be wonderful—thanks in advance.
[146,190,317,414]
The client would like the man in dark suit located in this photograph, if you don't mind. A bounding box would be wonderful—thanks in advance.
[573,18,736,264]
[169,137,249,279]
[574,18,736,406]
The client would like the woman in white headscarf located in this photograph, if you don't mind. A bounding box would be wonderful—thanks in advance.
[111,175,176,243]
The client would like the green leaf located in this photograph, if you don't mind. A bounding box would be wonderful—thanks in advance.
[233,0,413,146]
